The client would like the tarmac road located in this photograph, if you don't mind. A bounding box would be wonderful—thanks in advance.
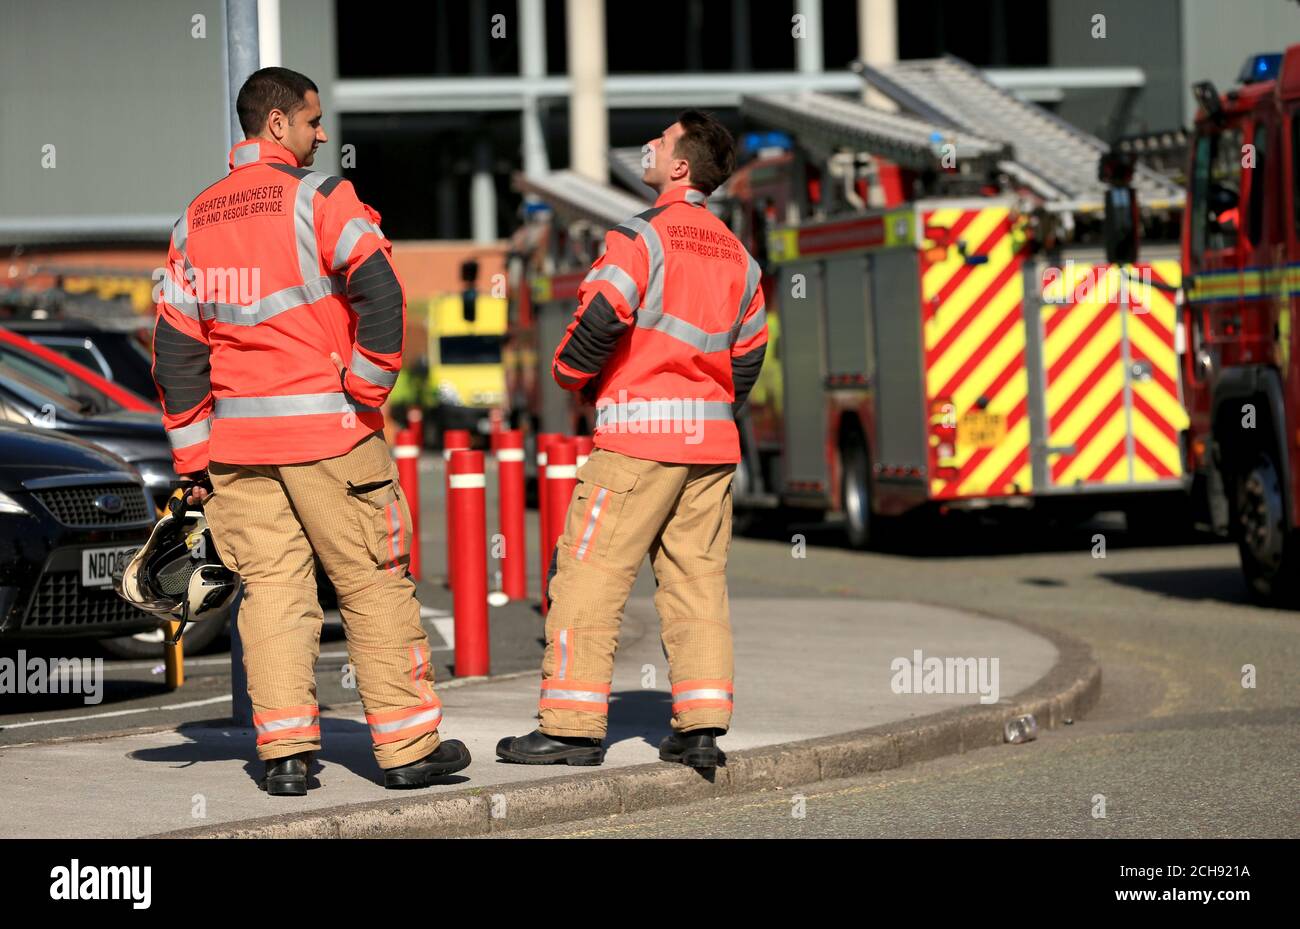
[491,511,1300,838]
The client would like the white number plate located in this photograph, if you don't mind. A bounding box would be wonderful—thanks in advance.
[81,546,136,588]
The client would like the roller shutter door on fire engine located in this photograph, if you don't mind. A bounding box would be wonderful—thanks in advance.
[1033,260,1186,489]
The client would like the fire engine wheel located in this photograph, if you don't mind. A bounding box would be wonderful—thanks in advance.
[1236,451,1300,604]
[841,443,872,549]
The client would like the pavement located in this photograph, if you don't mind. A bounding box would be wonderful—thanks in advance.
[0,584,1098,837]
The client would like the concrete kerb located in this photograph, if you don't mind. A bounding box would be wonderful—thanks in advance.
[152,611,1101,839]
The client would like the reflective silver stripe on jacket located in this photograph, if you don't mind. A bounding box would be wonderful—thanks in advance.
[616,214,760,354]
[736,307,767,344]
[166,417,211,450]
[673,688,733,704]
[615,216,664,322]
[331,217,384,271]
[294,172,332,281]
[684,188,708,205]
[161,272,201,319]
[214,392,381,418]
[583,264,641,311]
[729,255,762,344]
[540,688,609,705]
[256,713,318,735]
[369,705,442,735]
[595,400,734,429]
[349,349,399,388]
[171,213,197,291]
[231,145,261,167]
[201,275,344,325]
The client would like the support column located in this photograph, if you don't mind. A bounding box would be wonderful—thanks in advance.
[795,0,824,75]
[858,0,897,110]
[471,138,498,244]
[520,0,550,179]
[566,0,608,183]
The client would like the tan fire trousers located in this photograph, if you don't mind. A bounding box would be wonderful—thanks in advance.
[540,448,736,739]
[204,430,442,769]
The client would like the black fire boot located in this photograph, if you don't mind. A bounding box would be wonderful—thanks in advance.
[659,728,726,768]
[495,729,606,766]
[261,752,310,796]
[384,739,472,789]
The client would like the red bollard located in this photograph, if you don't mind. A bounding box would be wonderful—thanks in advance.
[488,408,504,452]
[406,406,424,449]
[449,449,489,677]
[393,428,422,581]
[443,428,472,589]
[574,435,594,469]
[496,429,527,601]
[535,432,560,614]
[542,438,577,613]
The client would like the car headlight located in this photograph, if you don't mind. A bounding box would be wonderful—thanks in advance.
[135,460,177,488]
[0,490,30,516]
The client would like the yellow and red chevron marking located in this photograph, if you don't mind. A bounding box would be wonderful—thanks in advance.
[1130,261,1187,482]
[921,206,1031,499]
[1040,262,1187,487]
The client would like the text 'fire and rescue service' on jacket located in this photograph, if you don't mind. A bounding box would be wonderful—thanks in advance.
[551,186,768,464]
[153,138,405,472]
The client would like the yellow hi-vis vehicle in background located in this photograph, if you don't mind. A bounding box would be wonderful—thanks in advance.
[425,290,507,445]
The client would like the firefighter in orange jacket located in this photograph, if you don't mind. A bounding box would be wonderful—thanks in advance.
[155,67,470,795]
[497,111,768,768]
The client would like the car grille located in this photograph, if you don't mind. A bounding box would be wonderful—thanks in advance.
[33,483,151,527]
[22,569,155,630]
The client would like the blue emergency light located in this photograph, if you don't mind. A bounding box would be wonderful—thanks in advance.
[739,131,792,160]
[1238,53,1282,84]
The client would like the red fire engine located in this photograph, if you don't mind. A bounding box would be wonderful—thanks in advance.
[1171,47,1300,602]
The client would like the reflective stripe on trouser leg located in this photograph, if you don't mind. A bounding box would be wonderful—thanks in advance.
[278,431,442,769]
[253,704,321,745]
[538,452,691,738]
[206,462,327,762]
[651,463,736,733]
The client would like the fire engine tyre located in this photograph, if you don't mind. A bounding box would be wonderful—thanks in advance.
[841,442,872,549]
[1235,451,1300,605]
[99,609,229,659]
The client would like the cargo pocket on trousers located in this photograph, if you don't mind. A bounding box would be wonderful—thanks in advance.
[347,477,406,573]
[568,455,637,562]
[201,491,240,575]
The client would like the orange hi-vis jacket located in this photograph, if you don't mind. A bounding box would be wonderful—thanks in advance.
[551,185,768,464]
[153,138,405,473]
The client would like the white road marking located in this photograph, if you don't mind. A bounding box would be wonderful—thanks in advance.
[430,617,456,650]
[0,695,232,730]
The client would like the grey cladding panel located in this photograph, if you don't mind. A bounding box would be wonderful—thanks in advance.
[870,249,927,470]
[824,255,873,379]
[779,262,830,488]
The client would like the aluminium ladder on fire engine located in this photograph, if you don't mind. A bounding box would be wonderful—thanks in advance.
[514,168,652,230]
[855,55,1186,212]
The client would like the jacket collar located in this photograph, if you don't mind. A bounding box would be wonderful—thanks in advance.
[228,138,300,171]
[654,185,709,208]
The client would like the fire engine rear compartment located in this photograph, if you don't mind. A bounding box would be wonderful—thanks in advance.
[763,201,1187,523]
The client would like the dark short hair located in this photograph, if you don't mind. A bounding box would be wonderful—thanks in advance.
[673,109,736,195]
[236,67,319,137]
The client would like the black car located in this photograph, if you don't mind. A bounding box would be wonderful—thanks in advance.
[0,363,175,514]
[0,424,159,640]
[5,318,157,401]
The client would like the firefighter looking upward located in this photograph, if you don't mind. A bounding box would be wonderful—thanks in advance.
[497,110,769,768]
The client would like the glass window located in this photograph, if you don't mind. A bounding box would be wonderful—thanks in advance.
[1248,122,1269,247]
[439,335,503,365]
[1190,126,1244,261]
